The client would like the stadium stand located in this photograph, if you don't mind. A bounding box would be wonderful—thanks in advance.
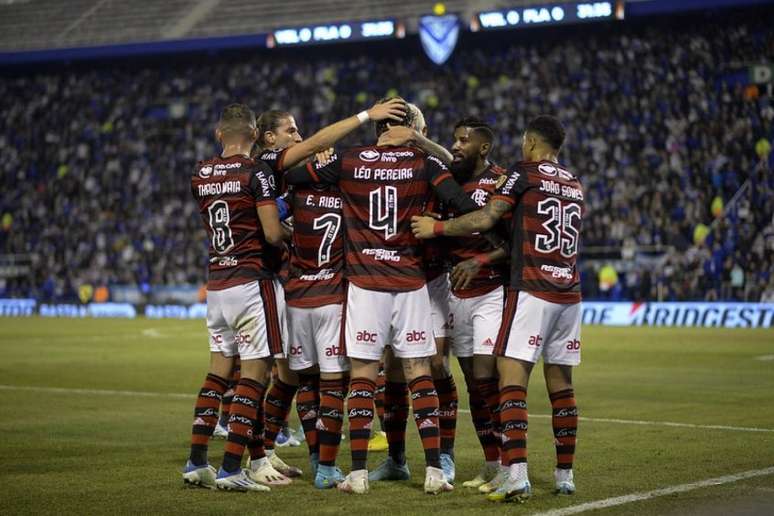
[0,0,508,51]
[0,7,772,303]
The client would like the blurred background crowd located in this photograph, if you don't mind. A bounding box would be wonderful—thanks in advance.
[1,8,772,303]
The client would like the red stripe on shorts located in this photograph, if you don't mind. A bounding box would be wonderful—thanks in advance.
[260,280,283,355]
[494,288,519,356]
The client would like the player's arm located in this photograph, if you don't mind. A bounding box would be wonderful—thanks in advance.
[450,247,507,291]
[377,126,453,166]
[412,199,512,239]
[257,203,286,246]
[421,156,511,252]
[284,151,342,186]
[280,99,407,169]
[252,162,287,246]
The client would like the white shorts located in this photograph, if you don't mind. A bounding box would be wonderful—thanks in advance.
[207,279,288,360]
[427,274,452,339]
[495,290,581,366]
[287,304,349,373]
[450,287,504,358]
[345,283,436,360]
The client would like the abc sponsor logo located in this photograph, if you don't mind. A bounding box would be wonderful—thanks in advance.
[325,344,343,357]
[406,330,426,343]
[290,345,303,356]
[356,330,377,343]
[235,333,252,345]
[211,334,224,344]
[566,339,581,352]
[528,334,543,347]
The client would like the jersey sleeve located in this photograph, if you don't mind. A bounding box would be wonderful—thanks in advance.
[426,155,480,214]
[492,167,529,206]
[250,161,278,207]
[258,148,290,174]
[284,152,342,186]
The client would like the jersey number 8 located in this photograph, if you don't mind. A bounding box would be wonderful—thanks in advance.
[208,200,235,254]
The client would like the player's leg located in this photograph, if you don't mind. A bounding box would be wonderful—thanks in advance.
[368,363,388,452]
[487,290,546,503]
[427,274,458,482]
[369,346,411,481]
[431,337,458,483]
[393,286,452,495]
[214,358,240,439]
[543,301,581,495]
[337,284,390,494]
[338,358,380,494]
[307,302,349,489]
[215,280,281,492]
[217,355,273,492]
[261,279,302,477]
[183,290,234,489]
[470,287,508,493]
[286,305,321,471]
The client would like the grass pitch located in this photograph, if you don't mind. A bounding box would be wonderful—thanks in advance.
[0,318,773,515]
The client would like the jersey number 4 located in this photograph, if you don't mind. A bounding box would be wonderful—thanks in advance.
[535,198,581,258]
[312,213,342,266]
[369,186,398,239]
[208,200,235,254]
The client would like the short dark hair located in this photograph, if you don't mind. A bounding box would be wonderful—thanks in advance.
[256,109,293,149]
[218,104,256,136]
[526,115,565,151]
[454,116,495,145]
[374,95,413,137]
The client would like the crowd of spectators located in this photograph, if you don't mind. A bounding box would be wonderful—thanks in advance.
[0,8,772,302]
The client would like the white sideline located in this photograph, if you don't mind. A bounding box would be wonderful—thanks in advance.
[1,384,773,434]
[529,466,774,516]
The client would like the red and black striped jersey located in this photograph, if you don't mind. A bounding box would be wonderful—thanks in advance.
[492,160,584,304]
[284,184,345,308]
[191,155,281,290]
[284,145,480,292]
[257,148,289,194]
[447,164,509,298]
[422,194,448,282]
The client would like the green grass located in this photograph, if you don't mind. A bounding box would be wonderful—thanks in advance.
[1,318,773,515]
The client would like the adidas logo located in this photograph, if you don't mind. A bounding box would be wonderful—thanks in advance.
[419,419,435,430]
[315,420,328,431]
[193,417,207,426]
[302,409,318,420]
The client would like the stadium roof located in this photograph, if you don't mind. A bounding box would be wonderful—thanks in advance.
[0,0,549,51]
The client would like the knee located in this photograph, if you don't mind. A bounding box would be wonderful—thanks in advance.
[430,354,450,378]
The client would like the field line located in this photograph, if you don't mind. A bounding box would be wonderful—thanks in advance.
[530,466,774,516]
[1,384,773,434]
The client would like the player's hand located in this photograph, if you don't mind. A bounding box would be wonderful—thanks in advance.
[411,215,438,239]
[450,258,481,291]
[314,147,335,166]
[377,126,416,147]
[368,98,407,122]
